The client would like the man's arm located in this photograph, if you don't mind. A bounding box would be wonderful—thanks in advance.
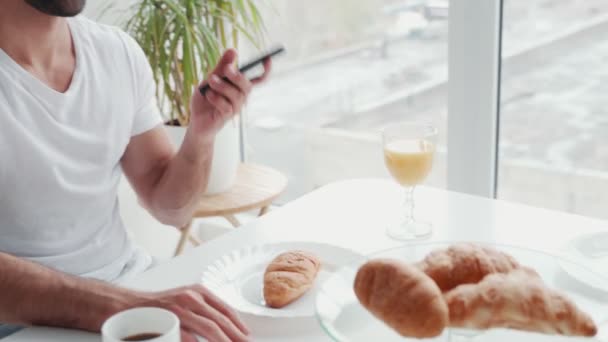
[121,49,270,228]
[0,251,132,330]
[0,252,249,341]
[121,125,214,228]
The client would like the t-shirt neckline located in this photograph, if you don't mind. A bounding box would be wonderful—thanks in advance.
[0,18,83,98]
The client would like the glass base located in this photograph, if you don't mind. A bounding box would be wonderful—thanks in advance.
[386,220,432,241]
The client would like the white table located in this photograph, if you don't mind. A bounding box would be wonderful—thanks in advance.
[7,179,608,341]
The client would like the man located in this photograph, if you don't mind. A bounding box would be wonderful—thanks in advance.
[0,0,271,341]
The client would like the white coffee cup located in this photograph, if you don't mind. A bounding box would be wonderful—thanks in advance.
[101,307,180,342]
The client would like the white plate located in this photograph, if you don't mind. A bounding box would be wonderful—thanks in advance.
[201,242,364,318]
[559,232,608,293]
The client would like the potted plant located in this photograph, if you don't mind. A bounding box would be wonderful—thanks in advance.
[124,0,266,194]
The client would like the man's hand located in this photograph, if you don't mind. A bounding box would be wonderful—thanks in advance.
[122,49,271,227]
[189,49,271,141]
[135,284,249,342]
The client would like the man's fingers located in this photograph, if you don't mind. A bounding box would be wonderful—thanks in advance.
[208,75,244,107]
[193,300,249,342]
[162,305,209,341]
[211,49,238,75]
[195,285,249,334]
[181,310,230,342]
[194,49,237,100]
[251,58,272,85]
[205,90,233,115]
[224,65,252,95]
[178,288,248,341]
[181,329,198,342]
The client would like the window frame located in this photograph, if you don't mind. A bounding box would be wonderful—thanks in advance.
[447,0,503,198]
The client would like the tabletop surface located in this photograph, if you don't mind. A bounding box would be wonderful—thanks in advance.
[7,179,608,341]
[193,163,288,217]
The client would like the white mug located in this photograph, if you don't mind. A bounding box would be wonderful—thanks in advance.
[101,307,180,342]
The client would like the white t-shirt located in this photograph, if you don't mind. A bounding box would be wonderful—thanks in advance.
[0,16,162,282]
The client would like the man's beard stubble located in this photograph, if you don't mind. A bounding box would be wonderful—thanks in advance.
[24,0,86,17]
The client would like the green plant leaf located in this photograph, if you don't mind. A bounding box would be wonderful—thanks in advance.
[122,0,269,123]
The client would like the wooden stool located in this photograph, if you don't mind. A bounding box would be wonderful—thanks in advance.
[174,163,288,256]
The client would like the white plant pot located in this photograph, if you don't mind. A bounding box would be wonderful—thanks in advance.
[164,121,240,195]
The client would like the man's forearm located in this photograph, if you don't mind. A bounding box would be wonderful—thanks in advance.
[146,128,215,227]
[0,252,141,331]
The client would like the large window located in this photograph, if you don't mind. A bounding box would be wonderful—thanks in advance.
[245,1,449,201]
[88,0,608,219]
[498,0,608,219]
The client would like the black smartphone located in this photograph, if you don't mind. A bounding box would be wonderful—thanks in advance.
[198,45,285,96]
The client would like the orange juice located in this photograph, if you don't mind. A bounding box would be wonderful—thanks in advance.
[384,139,434,186]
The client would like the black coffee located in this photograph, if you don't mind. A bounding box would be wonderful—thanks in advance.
[121,332,162,341]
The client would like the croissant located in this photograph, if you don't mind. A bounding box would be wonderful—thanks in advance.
[417,243,520,292]
[445,268,597,337]
[263,251,321,308]
[354,259,448,338]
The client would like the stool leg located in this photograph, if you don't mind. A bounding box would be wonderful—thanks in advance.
[188,234,202,246]
[259,206,269,216]
[174,221,193,256]
[224,215,241,228]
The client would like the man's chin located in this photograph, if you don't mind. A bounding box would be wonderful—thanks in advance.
[24,0,87,17]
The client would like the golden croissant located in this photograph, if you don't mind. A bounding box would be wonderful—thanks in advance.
[417,243,520,292]
[354,259,448,338]
[445,268,597,337]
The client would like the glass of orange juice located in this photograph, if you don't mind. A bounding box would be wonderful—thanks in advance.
[382,122,437,240]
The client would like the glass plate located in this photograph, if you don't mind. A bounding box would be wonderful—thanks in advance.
[559,232,608,293]
[315,241,608,342]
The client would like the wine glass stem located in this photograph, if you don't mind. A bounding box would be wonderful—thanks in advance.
[403,186,415,225]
